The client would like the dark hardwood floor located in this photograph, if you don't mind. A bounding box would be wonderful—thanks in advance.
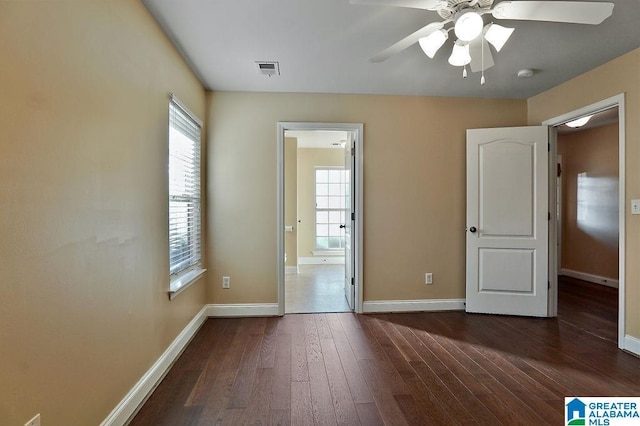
[129,278,639,425]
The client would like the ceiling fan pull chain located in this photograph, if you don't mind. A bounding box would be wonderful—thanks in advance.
[481,36,486,85]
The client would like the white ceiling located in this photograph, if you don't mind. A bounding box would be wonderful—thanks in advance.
[142,0,639,99]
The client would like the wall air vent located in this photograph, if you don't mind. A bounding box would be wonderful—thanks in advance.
[255,61,280,77]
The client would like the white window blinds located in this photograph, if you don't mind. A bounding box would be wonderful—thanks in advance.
[169,97,202,277]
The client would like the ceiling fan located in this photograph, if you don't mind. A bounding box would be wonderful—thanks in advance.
[351,0,615,84]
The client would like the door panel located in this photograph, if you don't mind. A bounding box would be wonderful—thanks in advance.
[466,126,549,317]
[344,133,355,310]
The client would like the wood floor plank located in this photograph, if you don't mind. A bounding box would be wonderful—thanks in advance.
[291,315,309,382]
[271,334,292,411]
[227,331,264,409]
[291,381,315,426]
[305,315,338,426]
[188,320,250,422]
[327,315,374,404]
[237,367,273,425]
[270,408,291,426]
[358,359,409,426]
[184,319,240,406]
[316,313,333,340]
[319,337,360,425]
[354,402,384,426]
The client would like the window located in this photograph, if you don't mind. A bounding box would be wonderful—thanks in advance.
[168,96,202,285]
[315,167,348,250]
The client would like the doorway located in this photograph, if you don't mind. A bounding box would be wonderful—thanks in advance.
[544,94,627,350]
[276,122,364,316]
[284,130,349,313]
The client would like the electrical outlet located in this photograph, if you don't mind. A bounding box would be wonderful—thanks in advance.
[222,276,230,289]
[425,273,433,285]
[25,414,40,426]
[632,199,640,215]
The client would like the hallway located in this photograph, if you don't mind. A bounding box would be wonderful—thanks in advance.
[285,265,350,313]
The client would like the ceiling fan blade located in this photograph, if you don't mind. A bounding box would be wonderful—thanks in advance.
[350,0,444,11]
[370,21,445,62]
[469,37,494,72]
[492,1,614,25]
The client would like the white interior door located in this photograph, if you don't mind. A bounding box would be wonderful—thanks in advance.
[344,133,355,310]
[466,126,549,317]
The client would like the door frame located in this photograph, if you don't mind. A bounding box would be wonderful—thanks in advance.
[542,93,626,350]
[276,122,364,315]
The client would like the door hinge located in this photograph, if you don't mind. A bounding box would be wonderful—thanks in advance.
[548,143,550,152]
[350,147,355,156]
[548,212,551,221]
[548,281,551,290]
[351,212,355,221]
[351,277,355,286]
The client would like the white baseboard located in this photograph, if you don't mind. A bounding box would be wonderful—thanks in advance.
[206,303,279,317]
[362,298,465,313]
[560,268,619,288]
[623,334,640,357]
[100,305,208,426]
[285,266,299,274]
[298,256,345,265]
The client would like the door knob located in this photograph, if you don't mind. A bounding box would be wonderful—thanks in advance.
[469,226,477,233]
[339,224,346,229]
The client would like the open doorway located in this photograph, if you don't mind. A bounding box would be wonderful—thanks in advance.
[556,106,620,342]
[277,122,364,316]
[545,94,627,351]
[284,130,350,313]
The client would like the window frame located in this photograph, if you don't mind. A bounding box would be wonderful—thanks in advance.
[168,94,205,299]
[314,166,348,251]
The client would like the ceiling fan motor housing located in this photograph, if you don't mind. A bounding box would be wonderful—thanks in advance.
[438,0,494,19]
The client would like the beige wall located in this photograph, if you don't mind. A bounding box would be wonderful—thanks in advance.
[528,48,640,339]
[284,137,298,267]
[0,1,206,425]
[558,123,619,279]
[297,148,345,258]
[206,92,527,304]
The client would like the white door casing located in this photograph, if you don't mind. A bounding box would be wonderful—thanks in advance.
[277,122,364,315]
[466,126,549,317]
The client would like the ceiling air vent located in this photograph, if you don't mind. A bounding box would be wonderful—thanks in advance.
[255,61,280,77]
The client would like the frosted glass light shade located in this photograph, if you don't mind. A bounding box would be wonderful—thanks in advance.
[454,11,483,42]
[448,41,471,66]
[418,30,448,58]
[484,23,514,52]
[565,115,593,128]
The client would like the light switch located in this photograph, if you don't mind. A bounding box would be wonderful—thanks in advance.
[632,199,640,215]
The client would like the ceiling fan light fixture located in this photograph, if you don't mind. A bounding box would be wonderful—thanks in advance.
[565,115,593,128]
[454,11,483,42]
[418,29,448,58]
[483,23,514,52]
[448,41,471,66]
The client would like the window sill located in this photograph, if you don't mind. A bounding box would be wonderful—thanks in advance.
[169,268,206,300]
[312,250,344,256]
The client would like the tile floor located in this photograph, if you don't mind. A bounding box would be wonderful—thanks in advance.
[285,264,351,313]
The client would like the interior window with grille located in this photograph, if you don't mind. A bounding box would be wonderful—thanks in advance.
[168,97,202,278]
[315,167,348,250]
